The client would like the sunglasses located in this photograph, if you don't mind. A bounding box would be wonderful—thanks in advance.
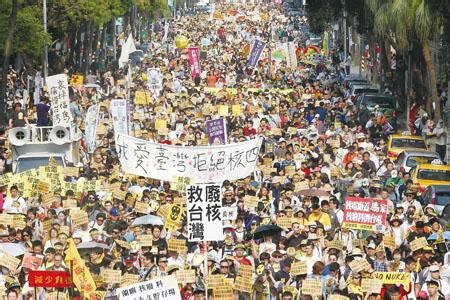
[220,265,229,268]
[112,231,120,234]
[159,260,168,263]
[273,255,282,259]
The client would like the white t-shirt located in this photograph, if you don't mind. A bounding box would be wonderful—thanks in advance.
[3,196,27,214]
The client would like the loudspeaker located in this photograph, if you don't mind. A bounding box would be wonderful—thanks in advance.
[9,127,30,146]
[49,126,70,145]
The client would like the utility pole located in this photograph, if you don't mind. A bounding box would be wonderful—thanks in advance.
[43,0,48,82]
[343,0,347,58]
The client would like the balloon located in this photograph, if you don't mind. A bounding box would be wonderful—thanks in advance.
[175,35,189,49]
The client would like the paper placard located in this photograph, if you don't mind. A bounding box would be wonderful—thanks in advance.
[121,274,139,287]
[168,239,187,253]
[285,166,296,176]
[244,195,259,209]
[102,269,122,284]
[237,264,253,278]
[176,269,196,284]
[330,295,349,300]
[41,193,57,206]
[63,199,77,208]
[21,253,43,270]
[373,272,410,286]
[165,204,184,231]
[361,278,383,293]
[409,237,428,252]
[328,240,344,251]
[62,167,79,177]
[46,291,67,300]
[277,216,295,229]
[383,236,396,249]
[349,258,372,273]
[70,211,89,227]
[136,235,153,247]
[37,181,50,193]
[295,181,310,191]
[263,158,273,166]
[291,261,307,275]
[113,189,127,200]
[13,215,26,229]
[301,279,322,296]
[0,214,13,227]
[218,105,229,117]
[0,250,21,271]
[234,275,252,294]
[232,104,241,116]
[134,201,150,214]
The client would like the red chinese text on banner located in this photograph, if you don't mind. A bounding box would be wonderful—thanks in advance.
[188,47,201,79]
[342,197,387,231]
[28,270,71,288]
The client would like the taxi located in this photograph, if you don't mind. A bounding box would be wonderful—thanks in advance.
[387,134,428,158]
[410,163,450,192]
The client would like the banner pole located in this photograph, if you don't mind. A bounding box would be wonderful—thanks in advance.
[204,242,208,299]
[34,286,37,300]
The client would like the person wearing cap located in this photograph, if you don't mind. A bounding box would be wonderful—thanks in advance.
[372,244,388,272]
[421,265,449,296]
[233,243,252,266]
[401,189,422,214]
[423,279,446,300]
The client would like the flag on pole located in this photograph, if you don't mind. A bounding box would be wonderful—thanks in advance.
[118,33,136,68]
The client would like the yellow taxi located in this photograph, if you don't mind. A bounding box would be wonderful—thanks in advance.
[387,134,428,158]
[410,163,450,192]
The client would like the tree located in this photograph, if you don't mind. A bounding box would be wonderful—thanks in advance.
[366,0,444,119]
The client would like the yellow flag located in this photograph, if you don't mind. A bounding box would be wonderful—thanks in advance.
[65,239,97,299]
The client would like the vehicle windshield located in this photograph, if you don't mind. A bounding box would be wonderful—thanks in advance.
[417,169,450,182]
[406,156,438,168]
[364,95,395,109]
[391,138,426,149]
[355,88,378,95]
[16,157,64,173]
[436,192,450,206]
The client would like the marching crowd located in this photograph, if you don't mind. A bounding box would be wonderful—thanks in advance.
[0,2,449,300]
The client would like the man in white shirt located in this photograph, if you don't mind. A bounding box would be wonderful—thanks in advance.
[3,185,27,214]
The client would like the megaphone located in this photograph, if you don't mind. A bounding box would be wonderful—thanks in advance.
[49,126,70,145]
[9,127,30,146]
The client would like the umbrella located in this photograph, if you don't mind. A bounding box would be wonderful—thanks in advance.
[132,214,164,226]
[427,231,450,241]
[253,224,283,240]
[77,242,110,250]
[295,189,330,197]
[83,83,100,89]
[0,243,26,256]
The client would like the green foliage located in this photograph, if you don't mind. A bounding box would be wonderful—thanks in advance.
[0,0,51,57]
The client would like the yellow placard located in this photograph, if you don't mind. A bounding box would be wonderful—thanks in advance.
[134,91,151,105]
[232,104,241,116]
[373,272,410,286]
[154,119,167,130]
[70,74,84,86]
[165,204,184,231]
[218,105,229,117]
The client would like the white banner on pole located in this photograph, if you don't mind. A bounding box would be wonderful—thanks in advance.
[110,99,129,135]
[85,105,99,153]
[46,73,72,126]
[116,275,181,300]
[187,183,224,242]
[115,132,262,183]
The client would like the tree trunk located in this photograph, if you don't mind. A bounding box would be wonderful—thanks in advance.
[82,21,91,77]
[0,0,19,126]
[74,24,83,72]
[68,23,77,69]
[421,39,440,120]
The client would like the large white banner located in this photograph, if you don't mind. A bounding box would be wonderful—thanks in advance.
[115,133,262,182]
[85,105,99,153]
[110,99,129,135]
[187,183,223,241]
[116,275,181,300]
[46,74,72,126]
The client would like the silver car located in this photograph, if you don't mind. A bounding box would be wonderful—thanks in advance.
[395,150,441,173]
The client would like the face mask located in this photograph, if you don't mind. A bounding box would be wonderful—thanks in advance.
[394,255,401,261]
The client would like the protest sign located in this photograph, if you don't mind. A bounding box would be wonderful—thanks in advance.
[134,91,151,105]
[28,270,71,288]
[237,264,253,278]
[134,201,150,214]
[247,39,266,68]
[244,195,259,209]
[291,261,307,275]
[46,74,72,126]
[232,104,241,116]
[46,292,68,300]
[85,105,100,153]
[12,215,26,229]
[222,206,238,221]
[342,197,387,231]
[111,99,130,135]
[121,274,139,287]
[218,105,229,117]
[409,237,429,252]
[147,68,163,91]
[116,275,181,300]
[187,48,201,79]
[69,74,84,86]
[383,236,396,249]
[175,269,196,284]
[302,279,322,296]
[349,258,372,273]
[0,214,13,227]
[70,210,88,227]
[0,250,21,271]
[277,216,295,229]
[21,253,43,270]
[327,240,344,251]
[168,239,187,252]
[187,183,224,242]
[102,269,122,284]
[165,204,184,230]
[330,296,349,300]
[115,132,262,183]
[373,272,410,286]
[205,118,227,145]
[361,278,383,293]
[136,234,153,247]
[234,275,253,294]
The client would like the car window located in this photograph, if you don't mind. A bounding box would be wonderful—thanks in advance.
[395,153,405,165]
[406,156,439,168]
[391,138,426,149]
[364,95,395,109]
[16,157,64,173]
[417,169,450,181]
[436,192,450,206]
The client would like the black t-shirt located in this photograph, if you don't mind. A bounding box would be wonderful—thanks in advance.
[11,110,27,127]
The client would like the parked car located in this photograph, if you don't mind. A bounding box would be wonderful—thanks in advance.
[395,150,441,173]
[410,164,450,191]
[387,134,428,158]
[359,92,400,130]
[420,185,450,215]
[349,84,378,101]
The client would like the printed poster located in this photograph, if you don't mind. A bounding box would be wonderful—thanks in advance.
[46,74,72,126]
[205,118,227,145]
[342,197,387,231]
